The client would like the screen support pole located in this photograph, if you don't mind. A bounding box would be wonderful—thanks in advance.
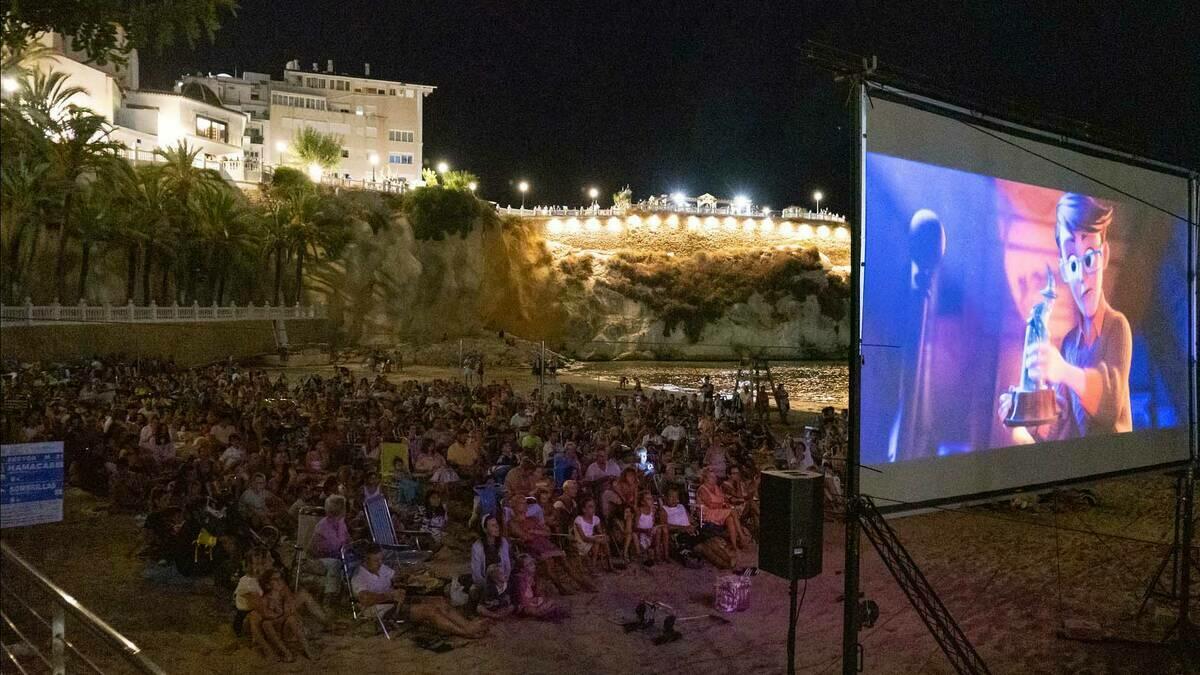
[842,76,867,675]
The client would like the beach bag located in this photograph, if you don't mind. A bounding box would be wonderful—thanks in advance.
[713,574,752,613]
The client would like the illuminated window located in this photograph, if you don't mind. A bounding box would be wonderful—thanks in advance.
[387,129,414,143]
[388,152,413,165]
[195,115,228,143]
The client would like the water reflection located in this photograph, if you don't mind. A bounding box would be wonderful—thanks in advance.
[564,360,848,409]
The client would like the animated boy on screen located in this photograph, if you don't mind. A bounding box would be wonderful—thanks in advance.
[998,193,1133,441]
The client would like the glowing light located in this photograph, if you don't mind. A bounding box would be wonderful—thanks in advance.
[813,190,824,212]
[588,187,600,200]
[605,217,621,233]
[686,216,701,231]
[566,217,581,233]
[816,224,831,238]
[646,214,660,228]
[704,216,719,231]
[733,194,750,211]
[368,153,379,166]
[762,207,771,217]
[797,224,814,238]
[723,216,738,231]
[2,77,18,93]
[586,217,602,232]
[834,226,850,240]
[742,218,756,232]
[627,214,643,228]
[274,140,287,153]
[780,221,794,236]
[467,181,477,192]
[436,161,450,173]
[760,218,775,234]
[665,214,679,228]
[518,181,529,193]
[547,218,563,234]
[671,192,688,206]
[306,163,323,182]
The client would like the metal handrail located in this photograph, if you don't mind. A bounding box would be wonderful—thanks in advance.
[0,541,165,675]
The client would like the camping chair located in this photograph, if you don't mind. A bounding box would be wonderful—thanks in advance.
[363,494,434,566]
[340,545,411,640]
[469,482,505,531]
[291,506,325,591]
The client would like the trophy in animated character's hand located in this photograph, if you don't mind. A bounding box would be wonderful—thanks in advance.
[1004,265,1061,427]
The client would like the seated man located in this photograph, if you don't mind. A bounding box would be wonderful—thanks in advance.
[352,544,489,638]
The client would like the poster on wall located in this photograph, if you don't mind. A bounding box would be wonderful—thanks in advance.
[1,441,65,528]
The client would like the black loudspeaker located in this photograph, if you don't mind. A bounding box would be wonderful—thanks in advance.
[758,469,823,580]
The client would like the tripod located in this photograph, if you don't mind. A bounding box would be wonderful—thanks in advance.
[1134,467,1198,645]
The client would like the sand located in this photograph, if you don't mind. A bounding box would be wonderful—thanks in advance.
[2,362,1195,673]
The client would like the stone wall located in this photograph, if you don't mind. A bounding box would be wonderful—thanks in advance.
[0,319,331,366]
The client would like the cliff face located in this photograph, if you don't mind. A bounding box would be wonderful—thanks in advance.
[309,211,849,359]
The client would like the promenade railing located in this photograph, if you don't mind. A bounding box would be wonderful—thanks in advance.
[0,301,326,327]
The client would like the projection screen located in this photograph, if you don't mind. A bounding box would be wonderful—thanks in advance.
[860,86,1197,511]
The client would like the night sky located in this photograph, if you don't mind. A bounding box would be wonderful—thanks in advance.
[141,1,1200,213]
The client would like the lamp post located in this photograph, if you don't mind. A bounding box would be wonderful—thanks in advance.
[368,153,378,182]
[274,140,287,167]
[588,187,600,210]
[518,181,529,210]
[813,190,824,214]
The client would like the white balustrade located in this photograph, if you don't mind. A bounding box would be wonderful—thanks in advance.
[0,301,326,326]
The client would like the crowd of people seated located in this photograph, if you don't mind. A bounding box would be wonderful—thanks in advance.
[0,354,847,661]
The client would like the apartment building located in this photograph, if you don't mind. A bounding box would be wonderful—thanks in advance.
[181,61,435,183]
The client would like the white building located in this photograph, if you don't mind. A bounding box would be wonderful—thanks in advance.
[6,32,251,181]
[180,61,435,184]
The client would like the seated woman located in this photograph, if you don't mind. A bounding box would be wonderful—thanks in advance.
[470,515,512,591]
[632,492,669,564]
[507,496,594,594]
[612,467,641,561]
[722,464,760,534]
[696,467,750,551]
[572,496,613,573]
[255,568,317,662]
[660,486,733,569]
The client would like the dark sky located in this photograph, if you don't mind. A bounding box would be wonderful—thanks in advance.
[142,1,1199,213]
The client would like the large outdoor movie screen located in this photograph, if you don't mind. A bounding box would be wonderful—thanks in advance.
[861,94,1194,509]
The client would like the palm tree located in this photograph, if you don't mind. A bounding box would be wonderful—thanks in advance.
[192,187,258,305]
[0,155,51,302]
[290,127,343,181]
[11,70,122,302]
[70,181,119,301]
[154,142,224,303]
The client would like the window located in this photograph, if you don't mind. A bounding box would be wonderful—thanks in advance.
[389,89,396,96]
[355,105,364,116]
[341,148,349,158]
[405,89,414,98]
[387,129,414,143]
[195,115,228,143]
[388,152,414,165]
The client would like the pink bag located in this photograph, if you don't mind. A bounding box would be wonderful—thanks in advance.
[714,574,751,613]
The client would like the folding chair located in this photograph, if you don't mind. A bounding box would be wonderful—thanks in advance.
[340,546,410,640]
[292,506,325,591]
[363,494,433,566]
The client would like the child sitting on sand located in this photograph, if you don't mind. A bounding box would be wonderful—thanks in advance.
[513,555,567,621]
[477,563,514,619]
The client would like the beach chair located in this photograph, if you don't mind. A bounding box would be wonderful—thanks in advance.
[363,494,433,566]
[340,546,410,640]
[291,506,324,591]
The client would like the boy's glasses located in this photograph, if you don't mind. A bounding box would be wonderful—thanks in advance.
[1062,248,1103,282]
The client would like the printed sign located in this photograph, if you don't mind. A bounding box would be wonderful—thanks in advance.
[1,441,64,528]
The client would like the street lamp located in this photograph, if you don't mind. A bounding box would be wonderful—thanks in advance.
[467,181,477,192]
[518,181,529,209]
[588,187,600,209]
[274,140,287,165]
[368,153,379,182]
[733,194,750,214]
[1,76,17,93]
[813,190,824,213]
[671,192,688,207]
[436,161,450,174]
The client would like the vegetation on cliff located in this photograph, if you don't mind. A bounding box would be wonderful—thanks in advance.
[568,248,848,342]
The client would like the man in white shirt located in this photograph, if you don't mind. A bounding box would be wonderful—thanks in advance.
[509,409,531,430]
[219,433,246,470]
[661,417,686,444]
[352,545,488,637]
[584,445,622,483]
